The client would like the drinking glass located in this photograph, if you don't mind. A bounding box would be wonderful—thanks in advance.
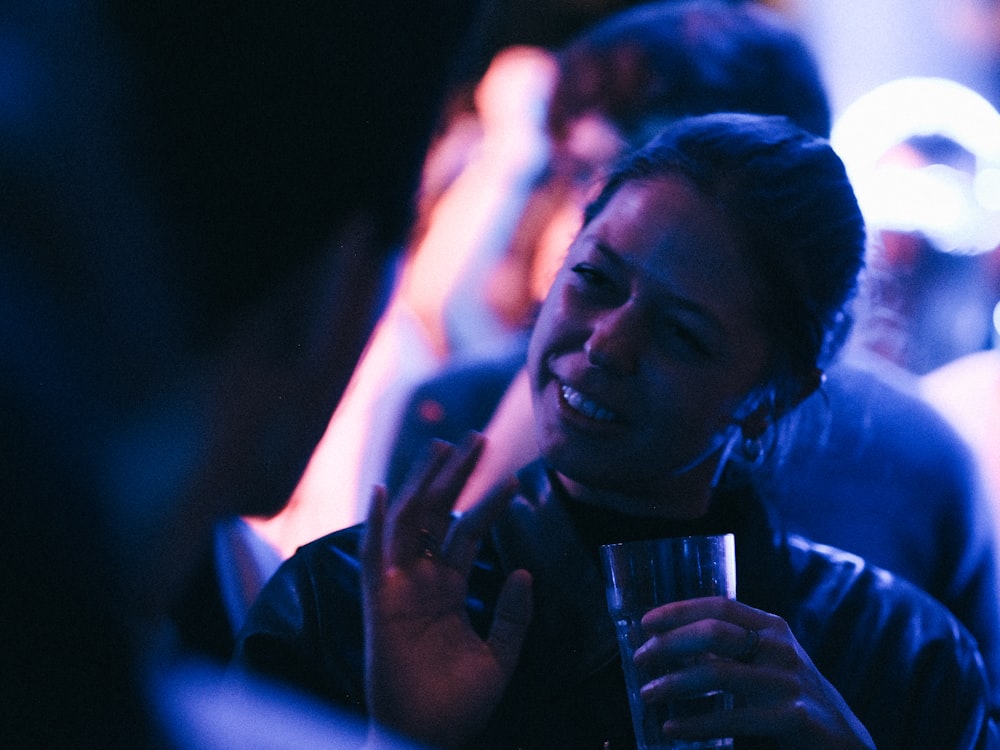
[600,534,736,750]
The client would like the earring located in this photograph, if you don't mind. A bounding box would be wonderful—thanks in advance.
[741,435,763,464]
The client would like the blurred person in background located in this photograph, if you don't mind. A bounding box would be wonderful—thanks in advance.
[829,80,1000,642]
[1,1,482,745]
[830,76,1000,380]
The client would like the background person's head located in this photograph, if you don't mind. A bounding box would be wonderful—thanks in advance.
[548,0,832,146]
[2,1,482,742]
[527,114,865,504]
[476,0,835,338]
[830,76,1000,376]
[3,1,480,519]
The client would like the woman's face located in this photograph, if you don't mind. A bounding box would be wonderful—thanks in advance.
[527,174,773,513]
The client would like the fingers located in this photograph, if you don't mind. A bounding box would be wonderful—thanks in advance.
[393,436,478,525]
[641,596,757,634]
[633,617,784,740]
[635,615,767,673]
[443,477,520,573]
[634,599,789,693]
[360,485,389,595]
[637,651,781,704]
[487,568,534,677]
[361,485,387,562]
[632,597,824,742]
[640,653,860,745]
[370,432,522,577]
[420,433,486,519]
[385,433,487,567]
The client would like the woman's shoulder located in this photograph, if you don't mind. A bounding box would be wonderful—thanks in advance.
[784,533,976,643]
[294,523,366,563]
[244,524,368,626]
[783,533,993,747]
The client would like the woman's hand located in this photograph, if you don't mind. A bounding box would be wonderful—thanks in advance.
[634,597,875,749]
[360,434,533,748]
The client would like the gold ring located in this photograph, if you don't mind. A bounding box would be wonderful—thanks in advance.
[418,528,441,560]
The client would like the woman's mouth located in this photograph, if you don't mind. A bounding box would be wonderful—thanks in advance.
[559,383,617,422]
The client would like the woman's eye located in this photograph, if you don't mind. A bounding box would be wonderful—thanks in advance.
[661,320,710,359]
[570,263,609,286]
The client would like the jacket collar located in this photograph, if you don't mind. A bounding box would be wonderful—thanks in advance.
[488,460,793,689]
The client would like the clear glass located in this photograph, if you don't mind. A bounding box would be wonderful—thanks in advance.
[600,534,736,750]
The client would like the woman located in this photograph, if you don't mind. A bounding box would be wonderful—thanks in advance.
[235,114,994,748]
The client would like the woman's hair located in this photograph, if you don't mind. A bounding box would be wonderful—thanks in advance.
[584,113,866,415]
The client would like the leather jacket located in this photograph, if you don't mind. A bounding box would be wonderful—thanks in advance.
[235,461,997,749]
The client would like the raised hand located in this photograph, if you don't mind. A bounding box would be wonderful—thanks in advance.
[633,597,874,749]
[360,434,533,748]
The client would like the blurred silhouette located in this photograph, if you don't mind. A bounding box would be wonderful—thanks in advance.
[2,1,482,746]
[831,76,1000,377]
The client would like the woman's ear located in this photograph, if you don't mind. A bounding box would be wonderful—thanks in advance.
[740,368,825,441]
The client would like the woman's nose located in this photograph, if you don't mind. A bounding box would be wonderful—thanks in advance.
[584,303,643,374]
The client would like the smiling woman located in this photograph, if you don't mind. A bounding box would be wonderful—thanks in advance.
[234,114,996,749]
[527,114,862,509]
[528,177,772,504]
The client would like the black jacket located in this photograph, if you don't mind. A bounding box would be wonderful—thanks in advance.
[386,358,1000,708]
[236,461,996,749]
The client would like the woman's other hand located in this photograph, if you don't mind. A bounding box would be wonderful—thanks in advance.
[635,597,875,749]
[360,434,533,748]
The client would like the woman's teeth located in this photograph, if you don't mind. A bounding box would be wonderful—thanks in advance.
[560,384,616,422]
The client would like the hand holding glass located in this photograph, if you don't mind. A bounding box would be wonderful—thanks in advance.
[600,534,736,750]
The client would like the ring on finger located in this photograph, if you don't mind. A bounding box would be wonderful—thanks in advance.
[417,527,442,560]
